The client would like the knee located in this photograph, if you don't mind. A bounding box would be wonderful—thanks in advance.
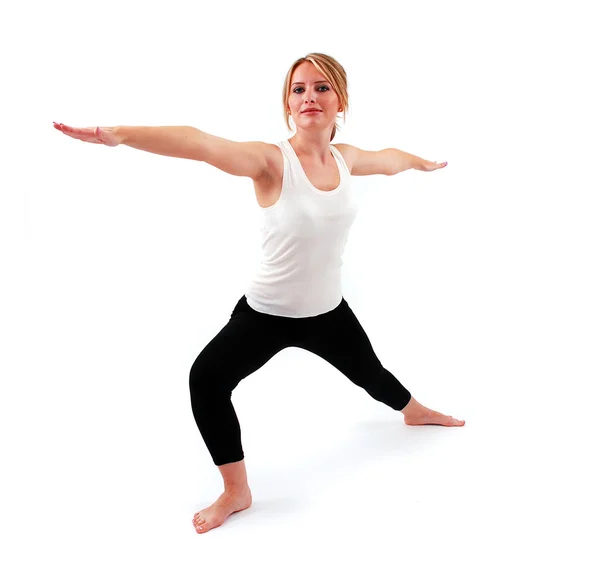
[189,354,231,399]
[189,355,213,395]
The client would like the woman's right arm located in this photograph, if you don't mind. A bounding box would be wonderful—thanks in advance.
[116,125,210,161]
[54,123,270,180]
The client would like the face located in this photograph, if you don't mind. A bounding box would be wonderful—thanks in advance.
[288,61,341,130]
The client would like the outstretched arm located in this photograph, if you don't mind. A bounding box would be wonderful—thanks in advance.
[387,148,447,174]
[53,123,210,161]
[53,123,270,180]
[335,143,447,176]
[116,125,215,161]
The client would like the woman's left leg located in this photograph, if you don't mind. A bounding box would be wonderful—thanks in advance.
[296,298,465,426]
[295,298,410,410]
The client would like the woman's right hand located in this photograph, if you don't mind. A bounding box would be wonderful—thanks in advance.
[53,122,122,147]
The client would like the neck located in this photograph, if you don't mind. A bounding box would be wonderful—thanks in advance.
[288,128,333,163]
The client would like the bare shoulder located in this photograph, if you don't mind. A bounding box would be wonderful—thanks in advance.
[332,143,357,173]
[195,136,279,181]
[263,142,283,174]
[251,143,283,208]
[332,143,395,177]
[253,142,283,184]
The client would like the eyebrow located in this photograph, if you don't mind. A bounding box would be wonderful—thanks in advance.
[292,80,330,86]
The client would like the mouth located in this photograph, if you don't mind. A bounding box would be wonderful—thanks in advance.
[302,109,322,114]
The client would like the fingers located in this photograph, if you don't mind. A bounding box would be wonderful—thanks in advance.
[429,161,447,171]
[53,122,102,144]
[54,122,74,135]
[54,122,77,134]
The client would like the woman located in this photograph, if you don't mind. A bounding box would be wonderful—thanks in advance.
[54,52,464,535]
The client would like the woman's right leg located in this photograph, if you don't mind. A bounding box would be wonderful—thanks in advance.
[189,295,291,533]
[189,295,289,466]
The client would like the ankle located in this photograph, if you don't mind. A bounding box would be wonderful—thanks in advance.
[401,396,419,415]
[223,483,250,494]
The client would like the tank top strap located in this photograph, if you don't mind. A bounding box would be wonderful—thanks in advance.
[329,143,351,178]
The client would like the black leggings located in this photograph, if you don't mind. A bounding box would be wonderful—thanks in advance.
[189,295,412,466]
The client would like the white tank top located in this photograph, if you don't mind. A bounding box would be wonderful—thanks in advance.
[244,139,359,318]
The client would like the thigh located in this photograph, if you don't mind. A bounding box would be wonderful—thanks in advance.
[190,296,292,393]
[297,298,383,378]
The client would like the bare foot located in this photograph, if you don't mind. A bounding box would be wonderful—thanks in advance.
[402,397,465,427]
[192,487,252,534]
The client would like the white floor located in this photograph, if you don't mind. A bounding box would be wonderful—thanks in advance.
[6,343,597,572]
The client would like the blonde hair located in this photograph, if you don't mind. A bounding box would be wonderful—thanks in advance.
[282,53,349,142]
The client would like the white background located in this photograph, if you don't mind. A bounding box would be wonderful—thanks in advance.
[2,0,599,570]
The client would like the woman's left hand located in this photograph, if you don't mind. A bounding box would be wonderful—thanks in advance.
[417,159,448,172]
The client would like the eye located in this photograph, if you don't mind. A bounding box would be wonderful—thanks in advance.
[293,86,330,94]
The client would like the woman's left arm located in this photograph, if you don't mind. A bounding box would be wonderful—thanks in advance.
[336,144,447,176]
[388,148,447,174]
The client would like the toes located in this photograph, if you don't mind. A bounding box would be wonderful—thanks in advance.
[405,413,465,427]
[437,414,462,426]
[192,516,206,531]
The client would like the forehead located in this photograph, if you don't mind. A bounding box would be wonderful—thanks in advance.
[291,62,328,84]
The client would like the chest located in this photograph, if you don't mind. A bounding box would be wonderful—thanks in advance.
[253,144,349,208]
[298,157,340,191]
